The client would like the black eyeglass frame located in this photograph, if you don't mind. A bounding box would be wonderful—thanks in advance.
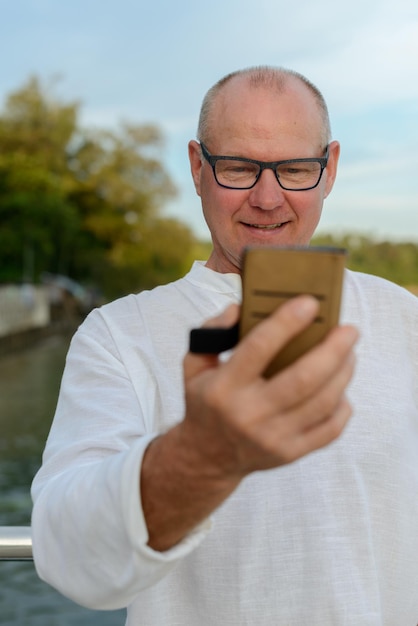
[200,142,330,191]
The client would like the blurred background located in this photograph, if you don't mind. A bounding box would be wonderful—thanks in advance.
[0,0,417,623]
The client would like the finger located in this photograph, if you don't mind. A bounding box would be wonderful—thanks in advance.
[265,324,358,411]
[225,295,320,384]
[277,349,356,435]
[248,350,355,465]
[203,304,240,329]
[287,395,353,463]
[184,305,240,380]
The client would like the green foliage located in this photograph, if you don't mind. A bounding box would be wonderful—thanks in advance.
[0,76,199,298]
[101,217,199,299]
[0,151,80,282]
[312,232,418,289]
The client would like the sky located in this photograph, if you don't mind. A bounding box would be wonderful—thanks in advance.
[1,0,418,242]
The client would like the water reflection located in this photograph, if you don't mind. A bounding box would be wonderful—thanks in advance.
[0,334,67,526]
[0,334,126,625]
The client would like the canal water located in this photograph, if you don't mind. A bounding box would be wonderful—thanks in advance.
[0,333,126,625]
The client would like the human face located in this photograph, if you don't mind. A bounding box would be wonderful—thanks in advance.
[189,77,340,274]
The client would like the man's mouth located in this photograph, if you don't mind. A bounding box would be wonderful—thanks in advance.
[247,222,285,230]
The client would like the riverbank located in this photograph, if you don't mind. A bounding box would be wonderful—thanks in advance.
[0,319,79,358]
[0,282,88,357]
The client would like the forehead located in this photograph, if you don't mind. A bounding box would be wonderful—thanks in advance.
[208,76,324,154]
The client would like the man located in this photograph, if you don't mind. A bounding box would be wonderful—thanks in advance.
[31,67,418,625]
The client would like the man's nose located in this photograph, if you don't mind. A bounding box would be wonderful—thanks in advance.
[248,168,286,210]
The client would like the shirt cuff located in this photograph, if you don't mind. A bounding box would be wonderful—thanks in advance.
[120,434,212,565]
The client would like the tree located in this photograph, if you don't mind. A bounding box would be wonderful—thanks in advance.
[0,77,80,281]
[0,76,198,297]
[312,232,418,289]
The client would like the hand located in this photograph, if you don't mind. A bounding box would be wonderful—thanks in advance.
[141,295,358,550]
[182,295,358,478]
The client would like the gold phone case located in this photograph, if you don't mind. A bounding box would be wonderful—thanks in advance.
[240,246,346,377]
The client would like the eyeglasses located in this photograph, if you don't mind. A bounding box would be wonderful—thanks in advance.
[200,142,329,191]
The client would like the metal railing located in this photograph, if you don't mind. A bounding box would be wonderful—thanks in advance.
[0,526,32,561]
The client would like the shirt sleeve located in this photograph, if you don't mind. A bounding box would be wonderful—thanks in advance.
[31,307,211,610]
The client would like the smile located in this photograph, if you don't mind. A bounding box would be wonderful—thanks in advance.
[248,223,284,230]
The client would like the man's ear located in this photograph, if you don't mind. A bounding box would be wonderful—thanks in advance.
[323,140,340,198]
[188,140,203,197]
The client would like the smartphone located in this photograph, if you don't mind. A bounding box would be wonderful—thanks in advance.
[240,246,347,377]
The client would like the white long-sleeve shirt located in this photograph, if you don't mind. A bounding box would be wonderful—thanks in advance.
[31,262,418,625]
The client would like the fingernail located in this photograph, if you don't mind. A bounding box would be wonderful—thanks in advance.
[291,295,319,319]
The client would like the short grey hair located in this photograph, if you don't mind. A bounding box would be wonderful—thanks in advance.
[197,66,331,146]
